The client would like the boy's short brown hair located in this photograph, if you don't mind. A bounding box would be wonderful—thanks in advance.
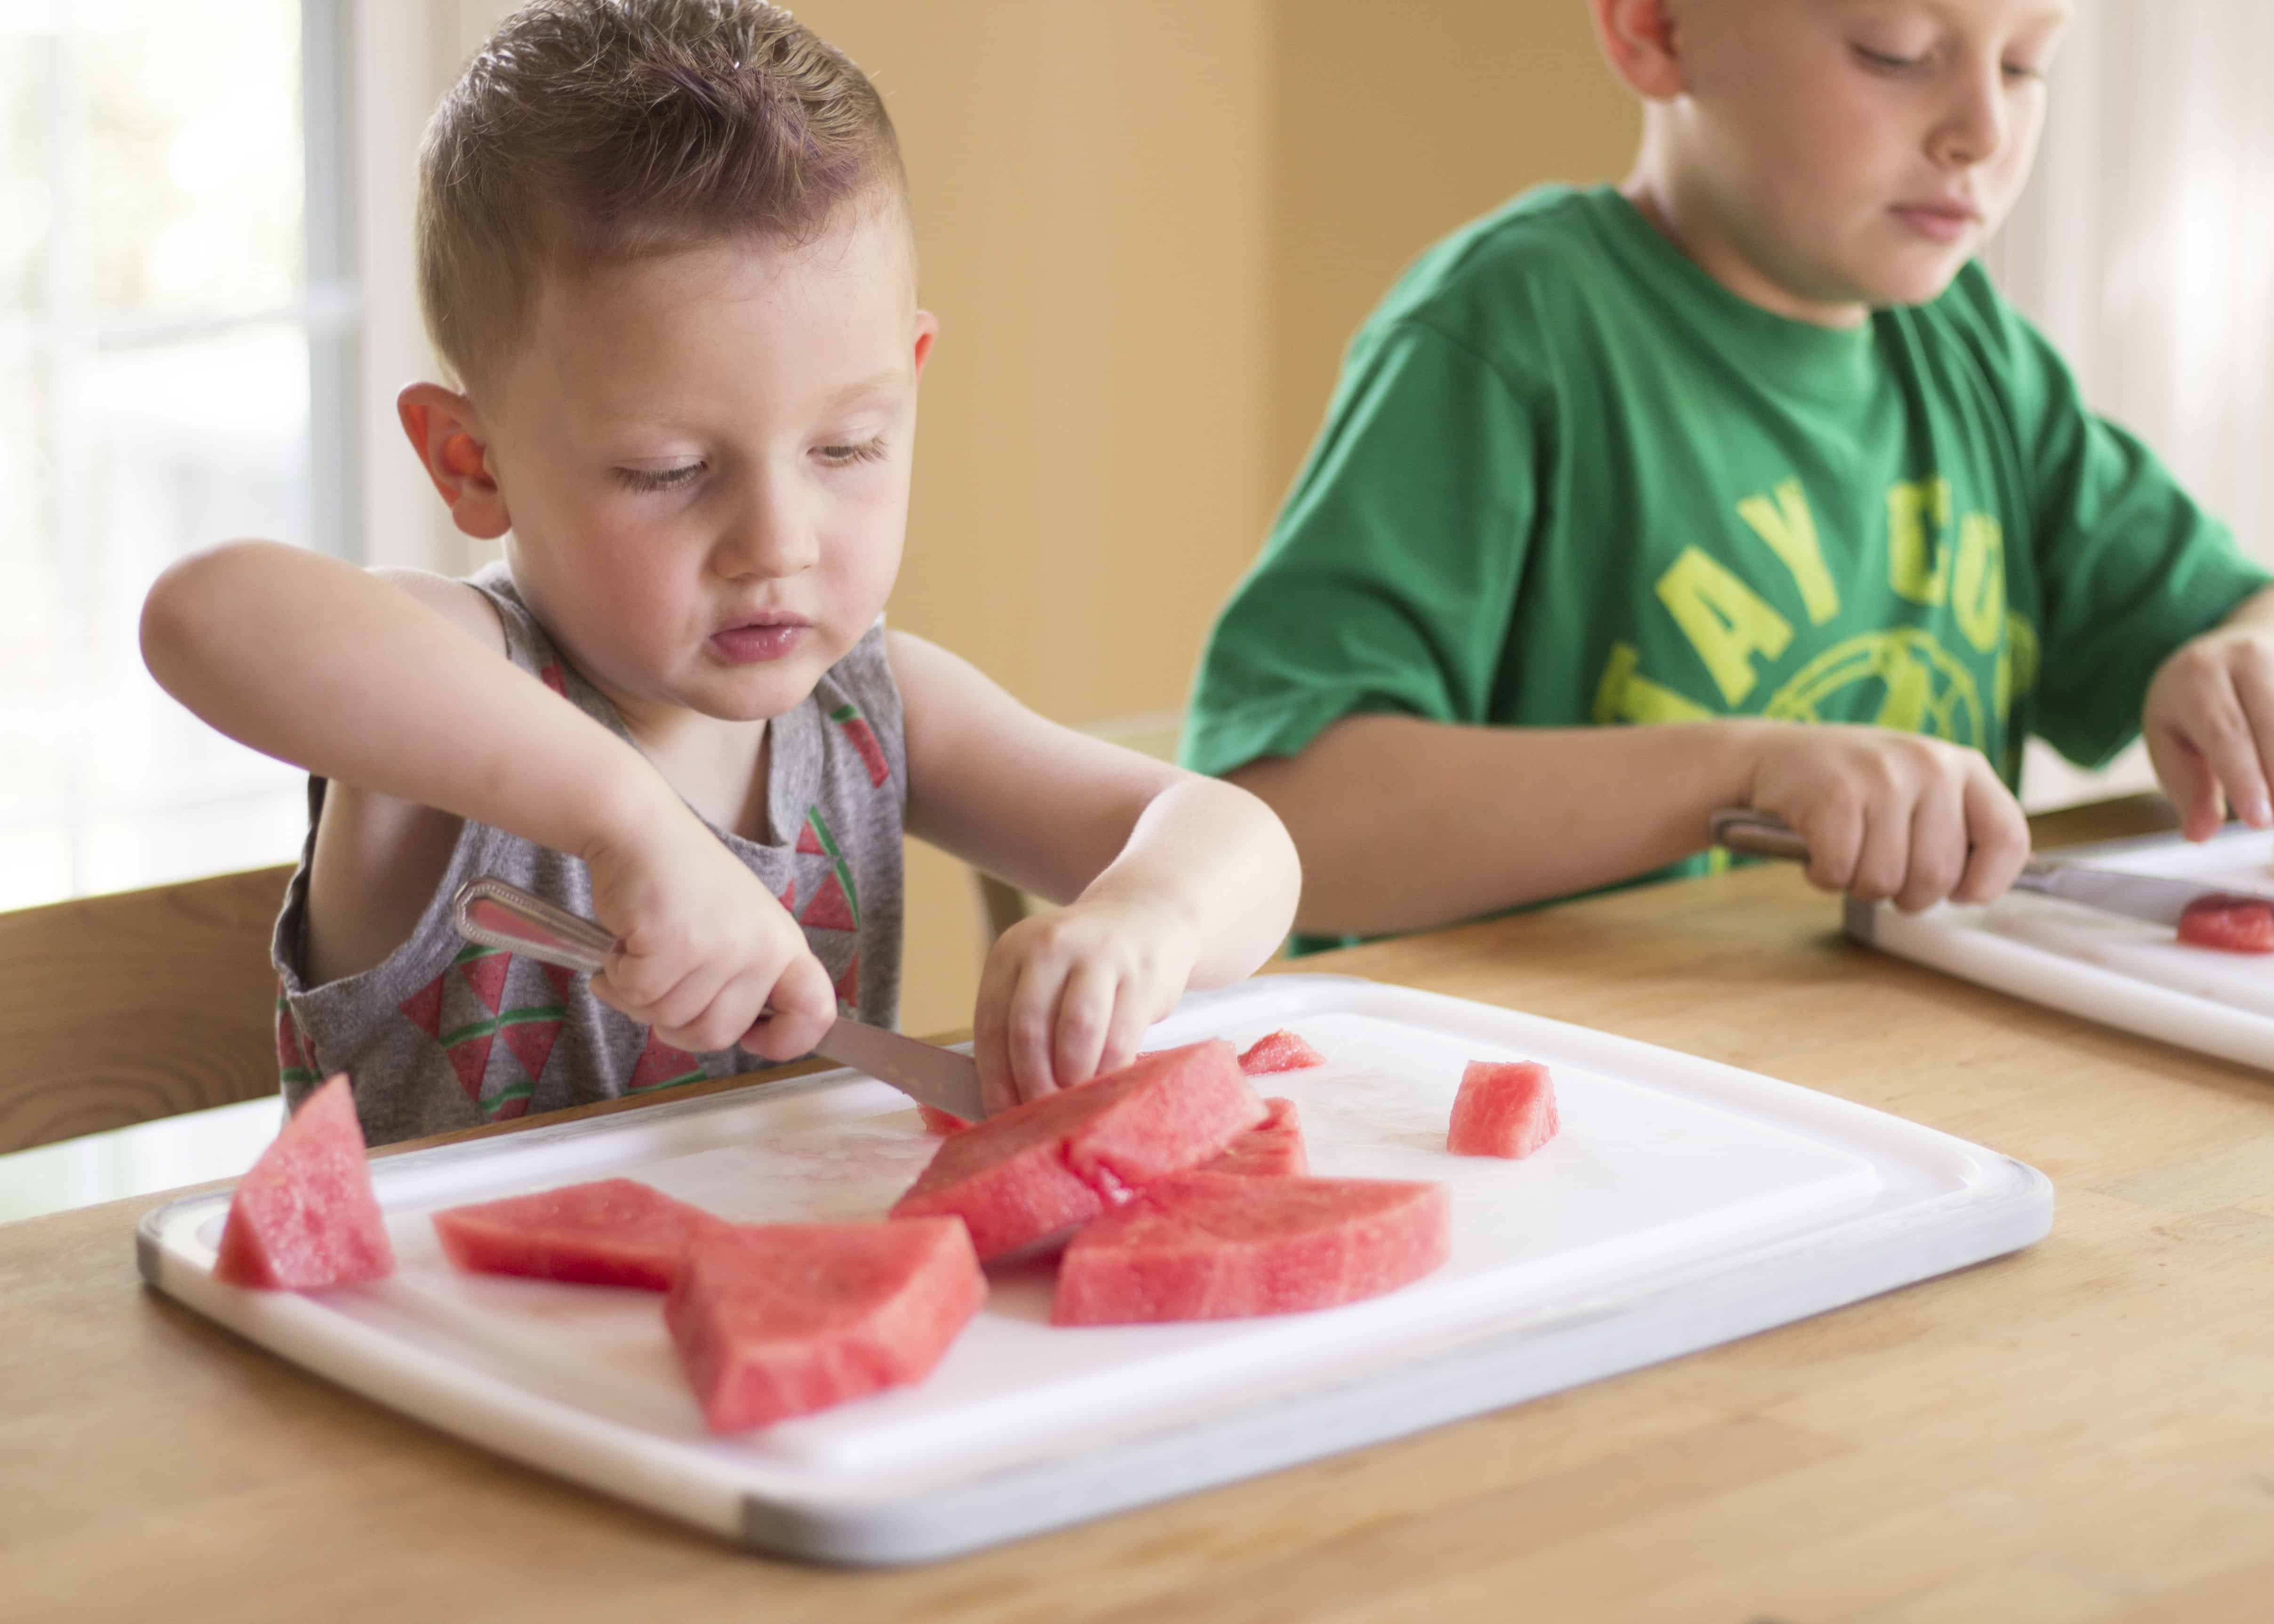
[416,0,904,391]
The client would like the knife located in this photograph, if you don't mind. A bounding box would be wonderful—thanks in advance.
[1708,807,2273,929]
[449,875,987,1120]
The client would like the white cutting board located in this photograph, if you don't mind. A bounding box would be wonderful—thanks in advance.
[139,974,2049,1563]
[1850,826,2274,1073]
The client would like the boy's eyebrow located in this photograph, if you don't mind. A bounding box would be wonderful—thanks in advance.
[825,368,911,408]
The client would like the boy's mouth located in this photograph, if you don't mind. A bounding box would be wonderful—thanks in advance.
[1890,198,1982,245]
[710,616,811,664]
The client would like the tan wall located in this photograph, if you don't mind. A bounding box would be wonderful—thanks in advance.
[411,2,1637,1040]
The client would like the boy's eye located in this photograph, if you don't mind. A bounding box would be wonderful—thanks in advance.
[815,438,888,467]
[1852,42,1929,72]
[614,463,703,493]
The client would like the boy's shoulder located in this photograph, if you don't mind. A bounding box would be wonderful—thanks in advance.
[1356,184,1643,362]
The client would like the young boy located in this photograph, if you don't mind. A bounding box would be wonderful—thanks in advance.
[141,0,1298,1143]
[1184,0,2274,950]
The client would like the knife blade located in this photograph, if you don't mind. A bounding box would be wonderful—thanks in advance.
[1707,807,2274,930]
[450,875,987,1120]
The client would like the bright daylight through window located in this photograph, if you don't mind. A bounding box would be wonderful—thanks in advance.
[1,0,354,909]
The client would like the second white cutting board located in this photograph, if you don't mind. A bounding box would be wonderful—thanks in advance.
[139,973,2050,1563]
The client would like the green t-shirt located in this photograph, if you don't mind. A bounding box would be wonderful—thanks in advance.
[1185,184,2269,949]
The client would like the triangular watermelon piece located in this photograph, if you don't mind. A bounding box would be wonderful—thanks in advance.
[446,1032,495,1101]
[890,1040,1264,1259]
[458,948,512,1014]
[500,1019,560,1087]
[663,1218,985,1432]
[398,973,447,1041]
[629,1030,706,1093]
[917,1102,970,1136]
[1203,1096,1308,1177]
[1237,1029,1325,1075]
[801,871,856,932]
[212,1074,395,1290]
[1052,1170,1447,1324]
[432,1178,730,1291]
[1447,1060,1558,1158]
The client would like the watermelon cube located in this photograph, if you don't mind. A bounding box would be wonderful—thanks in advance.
[663,1218,985,1432]
[2177,894,2274,954]
[1237,1029,1325,1075]
[1447,1060,1558,1158]
[431,1178,730,1291]
[212,1073,395,1290]
[889,1039,1266,1259]
[1202,1096,1308,1177]
[1052,1171,1449,1324]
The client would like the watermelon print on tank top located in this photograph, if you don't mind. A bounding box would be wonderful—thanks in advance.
[268,570,909,1147]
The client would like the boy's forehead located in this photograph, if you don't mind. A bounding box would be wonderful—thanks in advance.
[1693,0,2071,25]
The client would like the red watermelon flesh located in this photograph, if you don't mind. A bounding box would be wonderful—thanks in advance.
[431,1178,731,1291]
[889,1040,1265,1259]
[663,1218,985,1432]
[1237,1029,1325,1075]
[212,1073,395,1290]
[1447,1060,1559,1158]
[1052,1171,1449,1325]
[2177,894,2274,954]
[917,1102,971,1136]
[1202,1096,1308,1177]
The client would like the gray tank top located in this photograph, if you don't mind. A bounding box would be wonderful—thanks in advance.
[271,565,906,1146]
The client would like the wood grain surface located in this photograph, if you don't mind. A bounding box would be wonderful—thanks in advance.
[0,864,291,1154]
[11,795,2274,1622]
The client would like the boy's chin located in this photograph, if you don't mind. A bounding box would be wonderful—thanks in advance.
[1852,247,1974,312]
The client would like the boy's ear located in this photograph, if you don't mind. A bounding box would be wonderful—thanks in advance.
[397,382,511,541]
[911,309,939,384]
[1591,0,1687,102]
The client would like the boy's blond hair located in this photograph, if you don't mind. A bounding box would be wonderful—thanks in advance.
[415,0,904,391]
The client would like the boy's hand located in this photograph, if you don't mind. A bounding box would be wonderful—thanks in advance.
[582,809,837,1062]
[971,895,1198,1112]
[2143,622,2274,841]
[1744,724,2030,911]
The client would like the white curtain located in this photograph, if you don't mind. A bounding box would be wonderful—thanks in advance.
[1986,0,2274,806]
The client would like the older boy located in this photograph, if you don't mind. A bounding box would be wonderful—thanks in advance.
[1185,0,2274,949]
[143,0,1298,1139]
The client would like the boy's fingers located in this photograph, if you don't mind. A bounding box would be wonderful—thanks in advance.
[1954,773,2031,904]
[2146,726,2224,843]
[970,948,1023,1114]
[739,954,837,1063]
[1796,799,1864,894]
[2233,672,2274,828]
[1002,955,1063,1104]
[1847,800,1912,904]
[1895,787,1966,912]
[2187,681,2268,829]
[1048,960,1115,1091]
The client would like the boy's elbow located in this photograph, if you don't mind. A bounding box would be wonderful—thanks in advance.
[140,540,270,689]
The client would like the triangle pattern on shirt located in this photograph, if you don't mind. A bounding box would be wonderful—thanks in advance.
[830,702,891,788]
[801,870,856,933]
[447,1032,495,1101]
[628,1030,706,1093]
[539,962,577,1005]
[458,947,512,1014]
[834,952,859,1010]
[797,818,826,856]
[500,1019,561,1089]
[399,973,447,1041]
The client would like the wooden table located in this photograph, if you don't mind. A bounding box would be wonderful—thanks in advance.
[12,797,2274,1622]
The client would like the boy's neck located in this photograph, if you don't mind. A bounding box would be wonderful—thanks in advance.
[606,683,777,843]
[1619,164,1872,332]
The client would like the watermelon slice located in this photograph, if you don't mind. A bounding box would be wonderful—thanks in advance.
[663,1218,985,1432]
[212,1073,395,1290]
[889,1040,1265,1259]
[917,1102,971,1136]
[1202,1096,1308,1177]
[2177,894,2274,954]
[1447,1060,1559,1158]
[1237,1029,1325,1075]
[431,1178,730,1291]
[1052,1171,1449,1324]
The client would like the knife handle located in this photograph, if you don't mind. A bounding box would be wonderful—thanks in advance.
[1707,807,1813,862]
[452,876,616,974]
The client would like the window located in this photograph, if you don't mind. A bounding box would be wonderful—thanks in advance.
[0,0,357,908]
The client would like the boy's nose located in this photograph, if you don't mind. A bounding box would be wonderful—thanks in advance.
[1931,57,2008,169]
[712,483,820,580]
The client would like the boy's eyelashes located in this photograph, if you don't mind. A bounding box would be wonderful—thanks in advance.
[608,438,890,491]
[1850,41,2048,82]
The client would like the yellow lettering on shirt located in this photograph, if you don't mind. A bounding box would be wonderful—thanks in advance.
[1655,548,1794,706]
[1735,479,1840,626]
[1887,478,1953,605]
[1952,513,2005,653]
[1592,641,1714,724]
[1996,611,2041,717]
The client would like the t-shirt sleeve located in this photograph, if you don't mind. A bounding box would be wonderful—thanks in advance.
[1989,293,2272,769]
[1181,318,1539,778]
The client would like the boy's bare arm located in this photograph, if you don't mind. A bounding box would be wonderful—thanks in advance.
[1231,712,2029,938]
[890,630,1300,1106]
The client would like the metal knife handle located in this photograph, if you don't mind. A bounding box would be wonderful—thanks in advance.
[1708,807,2055,884]
[452,876,616,975]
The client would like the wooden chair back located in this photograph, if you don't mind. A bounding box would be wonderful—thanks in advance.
[0,865,292,1154]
